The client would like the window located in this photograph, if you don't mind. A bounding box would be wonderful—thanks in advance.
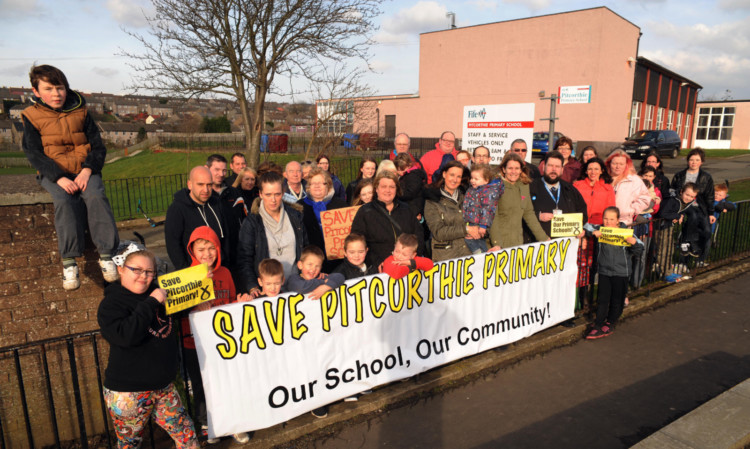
[667,110,674,130]
[685,114,691,142]
[629,102,641,136]
[677,112,683,138]
[644,104,654,129]
[656,107,664,129]
[695,107,734,141]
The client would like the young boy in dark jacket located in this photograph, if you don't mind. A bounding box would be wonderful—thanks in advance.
[22,64,119,290]
[332,233,378,280]
[583,207,644,339]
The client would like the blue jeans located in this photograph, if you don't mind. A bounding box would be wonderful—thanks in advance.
[464,238,488,254]
[39,174,119,259]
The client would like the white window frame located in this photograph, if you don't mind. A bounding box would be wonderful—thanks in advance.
[656,107,665,129]
[644,105,654,129]
[667,110,674,130]
[629,102,641,136]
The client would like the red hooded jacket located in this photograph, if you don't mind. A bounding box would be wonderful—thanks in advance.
[181,226,237,348]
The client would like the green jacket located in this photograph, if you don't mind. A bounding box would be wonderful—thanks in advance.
[424,188,471,262]
[489,179,548,249]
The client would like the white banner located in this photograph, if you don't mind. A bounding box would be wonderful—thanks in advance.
[191,239,579,438]
[461,103,535,164]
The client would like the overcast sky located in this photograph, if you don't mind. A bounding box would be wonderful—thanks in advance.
[1,0,748,101]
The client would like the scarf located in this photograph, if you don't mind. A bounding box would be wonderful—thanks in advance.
[304,196,329,224]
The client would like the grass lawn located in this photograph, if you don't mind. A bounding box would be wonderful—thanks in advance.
[727,178,750,202]
[102,149,364,183]
[0,167,36,174]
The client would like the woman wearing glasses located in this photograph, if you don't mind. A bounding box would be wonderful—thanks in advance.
[97,247,199,448]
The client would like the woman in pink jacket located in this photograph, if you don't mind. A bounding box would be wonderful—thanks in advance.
[605,149,651,226]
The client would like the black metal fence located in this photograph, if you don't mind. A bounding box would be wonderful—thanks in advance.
[104,160,368,221]
[3,201,748,448]
[105,174,187,221]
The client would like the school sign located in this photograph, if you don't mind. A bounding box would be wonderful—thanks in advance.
[191,239,579,438]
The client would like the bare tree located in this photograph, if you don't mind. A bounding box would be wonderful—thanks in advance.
[122,0,381,168]
[303,63,377,159]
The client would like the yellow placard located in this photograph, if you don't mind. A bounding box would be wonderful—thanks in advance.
[550,213,583,237]
[158,264,215,315]
[599,227,634,246]
[320,205,361,259]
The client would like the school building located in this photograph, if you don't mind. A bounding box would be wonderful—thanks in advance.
[693,100,750,150]
[350,6,703,153]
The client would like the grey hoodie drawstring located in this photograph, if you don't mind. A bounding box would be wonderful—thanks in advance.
[196,204,225,238]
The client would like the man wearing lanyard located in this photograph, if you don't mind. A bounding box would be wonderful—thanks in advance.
[528,151,588,237]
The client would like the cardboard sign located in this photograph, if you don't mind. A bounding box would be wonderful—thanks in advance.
[158,264,215,315]
[550,213,583,237]
[320,206,361,259]
[462,103,535,164]
[599,227,634,246]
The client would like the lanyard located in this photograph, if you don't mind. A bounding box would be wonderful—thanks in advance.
[544,183,560,208]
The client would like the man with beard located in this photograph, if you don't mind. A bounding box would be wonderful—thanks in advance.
[529,151,588,237]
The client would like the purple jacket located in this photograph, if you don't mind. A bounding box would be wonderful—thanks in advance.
[463,178,504,228]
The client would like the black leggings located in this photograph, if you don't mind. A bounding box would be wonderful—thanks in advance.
[595,274,628,327]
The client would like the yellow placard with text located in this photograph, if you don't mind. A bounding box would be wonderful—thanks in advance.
[158,264,215,315]
[599,227,634,246]
[550,213,583,237]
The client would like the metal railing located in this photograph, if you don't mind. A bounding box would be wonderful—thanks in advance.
[105,174,187,221]
[0,332,171,449]
[624,200,750,293]
[104,160,368,221]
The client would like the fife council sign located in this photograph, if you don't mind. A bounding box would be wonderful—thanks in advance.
[558,85,592,104]
[462,103,535,164]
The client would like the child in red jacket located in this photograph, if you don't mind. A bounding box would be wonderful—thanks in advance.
[181,226,250,444]
[381,234,434,279]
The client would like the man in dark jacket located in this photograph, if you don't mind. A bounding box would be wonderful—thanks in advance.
[207,154,244,268]
[164,166,230,270]
[529,151,588,237]
[510,139,540,179]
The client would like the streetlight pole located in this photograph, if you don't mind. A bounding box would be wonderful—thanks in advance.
[540,93,558,152]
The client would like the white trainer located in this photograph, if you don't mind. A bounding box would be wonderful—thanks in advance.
[233,432,250,443]
[62,265,80,290]
[99,259,120,282]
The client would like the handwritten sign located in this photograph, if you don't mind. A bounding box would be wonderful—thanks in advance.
[320,206,361,259]
[551,213,583,237]
[158,264,215,315]
[599,227,634,246]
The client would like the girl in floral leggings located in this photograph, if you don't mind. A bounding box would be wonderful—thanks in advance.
[97,246,198,448]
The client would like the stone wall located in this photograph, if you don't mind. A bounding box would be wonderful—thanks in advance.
[0,175,110,448]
